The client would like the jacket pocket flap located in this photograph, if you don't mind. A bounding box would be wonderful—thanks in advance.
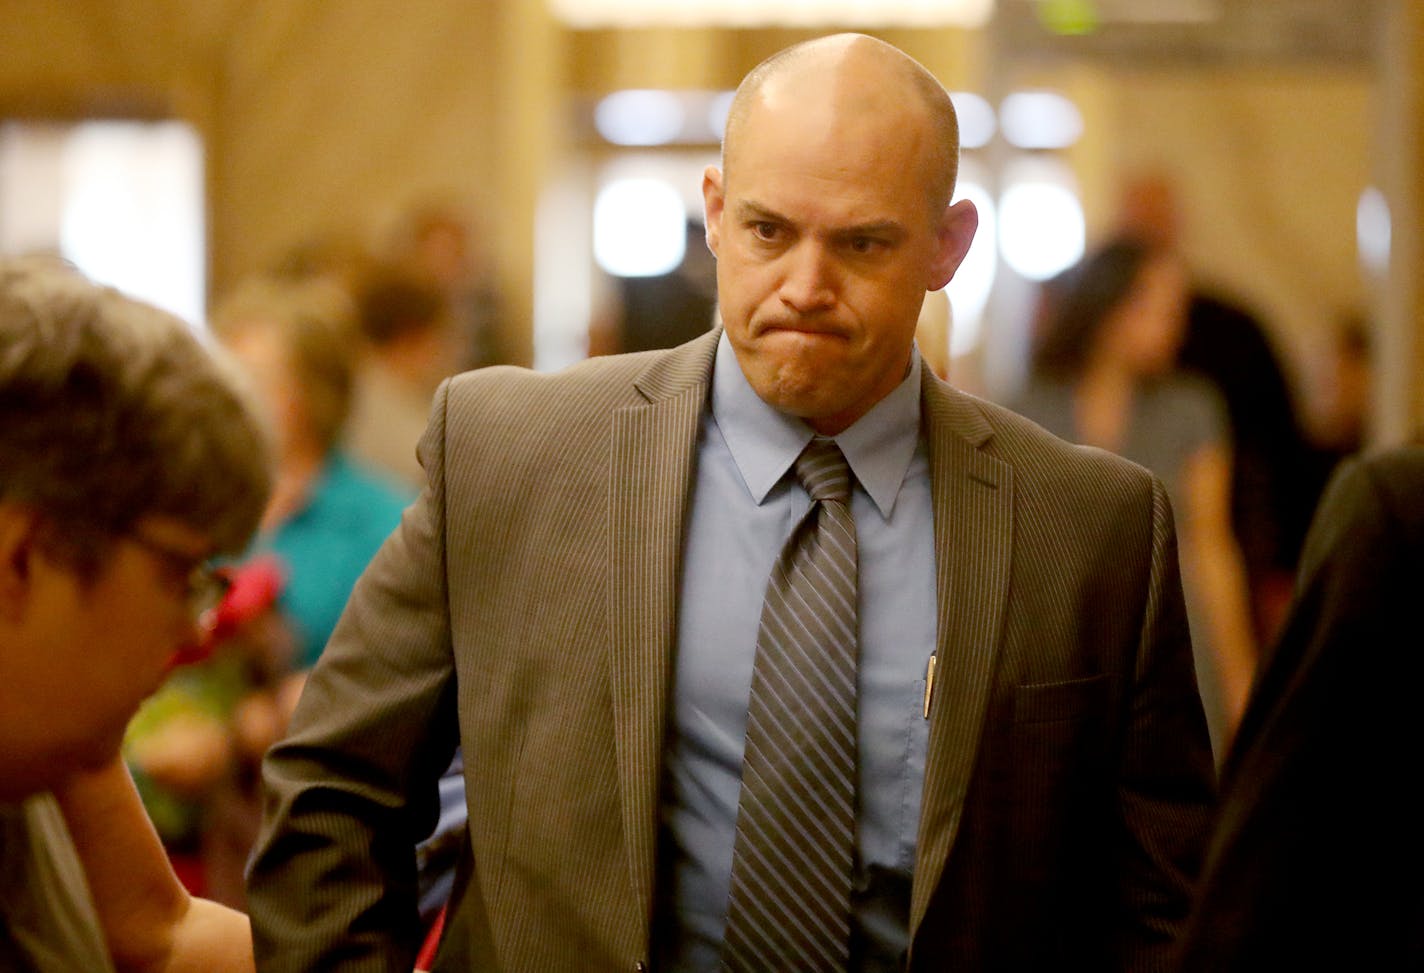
[1012,673,1110,725]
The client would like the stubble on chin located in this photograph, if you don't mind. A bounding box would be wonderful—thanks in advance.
[747,355,840,420]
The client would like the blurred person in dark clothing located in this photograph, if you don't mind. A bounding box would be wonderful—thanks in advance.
[1118,171,1320,645]
[1176,446,1424,971]
[614,219,719,354]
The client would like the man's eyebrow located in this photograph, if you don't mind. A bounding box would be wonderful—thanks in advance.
[834,220,907,240]
[734,200,789,223]
[734,201,907,239]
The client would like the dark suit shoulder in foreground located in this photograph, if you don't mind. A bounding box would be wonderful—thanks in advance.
[1176,446,1424,971]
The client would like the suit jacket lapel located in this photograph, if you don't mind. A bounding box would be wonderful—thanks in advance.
[910,375,1015,929]
[607,330,719,941]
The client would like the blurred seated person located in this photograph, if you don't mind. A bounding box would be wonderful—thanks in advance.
[0,256,270,971]
[1013,237,1256,756]
[1175,446,1424,971]
[345,266,463,489]
[210,278,413,669]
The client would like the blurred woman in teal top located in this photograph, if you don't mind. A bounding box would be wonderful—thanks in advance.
[212,276,412,667]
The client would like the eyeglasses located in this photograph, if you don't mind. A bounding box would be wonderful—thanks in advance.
[126,531,232,626]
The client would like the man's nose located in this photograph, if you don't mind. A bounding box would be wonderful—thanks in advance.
[779,243,836,313]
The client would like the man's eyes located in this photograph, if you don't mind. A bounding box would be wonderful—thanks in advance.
[743,223,889,254]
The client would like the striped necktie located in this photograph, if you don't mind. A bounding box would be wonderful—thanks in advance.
[721,435,859,972]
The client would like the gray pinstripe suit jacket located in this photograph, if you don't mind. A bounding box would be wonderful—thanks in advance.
[247,329,1214,972]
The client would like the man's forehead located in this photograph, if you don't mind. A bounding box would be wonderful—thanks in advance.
[725,94,935,195]
[732,66,934,168]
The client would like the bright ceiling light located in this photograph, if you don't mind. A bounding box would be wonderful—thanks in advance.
[1357,186,1390,276]
[950,92,996,150]
[998,159,1085,281]
[1000,91,1083,150]
[595,90,686,146]
[549,0,993,28]
[593,177,687,278]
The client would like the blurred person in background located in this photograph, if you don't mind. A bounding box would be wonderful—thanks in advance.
[1118,171,1319,645]
[345,265,463,490]
[209,277,413,671]
[1308,311,1373,462]
[0,255,270,971]
[268,227,374,298]
[607,219,720,355]
[1014,236,1256,756]
[387,198,506,370]
[1176,445,1424,971]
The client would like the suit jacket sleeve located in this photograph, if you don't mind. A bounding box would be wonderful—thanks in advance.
[1115,474,1218,968]
[246,380,461,972]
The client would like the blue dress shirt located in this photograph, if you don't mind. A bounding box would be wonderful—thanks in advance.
[656,334,937,971]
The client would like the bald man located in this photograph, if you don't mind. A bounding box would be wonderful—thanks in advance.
[247,35,1213,972]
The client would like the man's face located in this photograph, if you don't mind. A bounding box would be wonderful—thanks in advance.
[0,513,212,799]
[704,88,976,435]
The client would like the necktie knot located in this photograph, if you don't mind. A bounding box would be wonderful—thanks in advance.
[795,436,851,504]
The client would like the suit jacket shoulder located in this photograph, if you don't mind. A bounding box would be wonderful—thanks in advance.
[440,332,718,445]
[923,375,1168,524]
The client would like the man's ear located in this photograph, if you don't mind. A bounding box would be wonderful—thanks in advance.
[0,504,38,621]
[702,165,726,257]
[928,198,979,291]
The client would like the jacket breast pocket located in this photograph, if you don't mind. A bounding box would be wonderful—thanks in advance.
[1003,674,1115,885]
[1011,673,1111,725]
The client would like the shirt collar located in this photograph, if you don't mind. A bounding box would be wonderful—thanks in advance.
[711,331,922,519]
